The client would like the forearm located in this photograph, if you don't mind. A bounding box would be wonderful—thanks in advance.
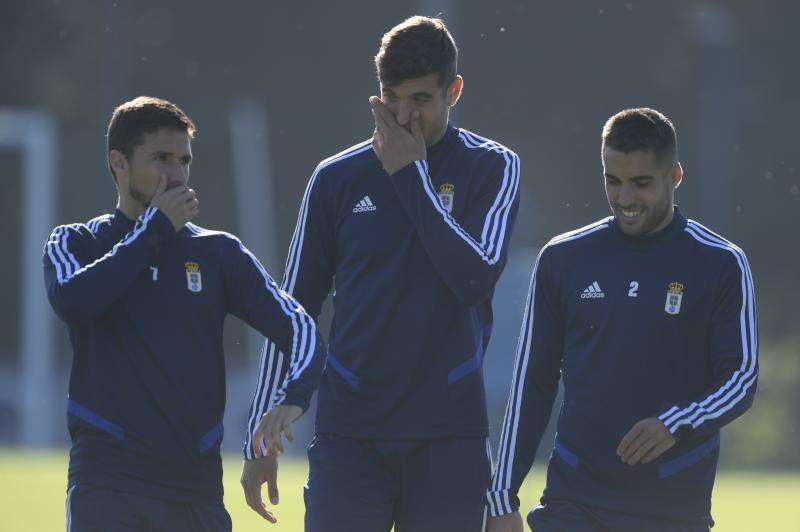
[46,208,175,323]
[390,160,518,305]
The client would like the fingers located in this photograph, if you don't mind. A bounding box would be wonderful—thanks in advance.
[265,459,280,505]
[369,96,394,133]
[616,422,644,457]
[372,127,384,152]
[625,437,661,466]
[620,429,651,464]
[248,482,277,523]
[641,439,674,464]
[618,418,675,465]
[153,174,168,199]
[410,110,424,142]
[241,469,277,523]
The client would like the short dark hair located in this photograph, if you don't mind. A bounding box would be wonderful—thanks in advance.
[375,16,458,89]
[602,108,677,164]
[106,96,196,181]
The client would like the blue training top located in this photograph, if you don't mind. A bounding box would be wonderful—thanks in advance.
[488,208,758,525]
[244,123,521,457]
[44,207,325,504]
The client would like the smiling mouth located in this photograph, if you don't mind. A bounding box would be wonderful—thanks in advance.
[618,208,643,220]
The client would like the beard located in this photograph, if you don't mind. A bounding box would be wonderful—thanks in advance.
[129,181,152,207]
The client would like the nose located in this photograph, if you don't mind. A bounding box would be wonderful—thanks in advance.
[164,162,188,187]
[394,101,413,126]
[617,183,636,207]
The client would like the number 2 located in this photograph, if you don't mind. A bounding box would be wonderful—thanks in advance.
[628,281,639,297]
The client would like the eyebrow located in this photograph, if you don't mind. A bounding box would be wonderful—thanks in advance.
[150,150,192,161]
[604,173,654,181]
[381,88,434,99]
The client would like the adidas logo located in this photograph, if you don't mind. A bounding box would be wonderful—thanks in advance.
[580,281,605,299]
[353,196,377,213]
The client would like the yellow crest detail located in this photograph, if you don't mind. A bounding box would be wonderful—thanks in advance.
[439,182,455,194]
[668,282,684,294]
[185,262,200,272]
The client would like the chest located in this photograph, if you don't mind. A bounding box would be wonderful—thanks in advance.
[561,247,715,333]
[333,161,476,264]
[97,235,225,322]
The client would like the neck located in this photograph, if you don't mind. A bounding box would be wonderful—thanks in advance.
[426,122,449,148]
[647,205,676,235]
[117,196,146,221]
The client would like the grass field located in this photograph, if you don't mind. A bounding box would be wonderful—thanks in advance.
[1,450,798,531]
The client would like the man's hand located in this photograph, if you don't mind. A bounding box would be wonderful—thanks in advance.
[487,511,525,532]
[241,455,279,523]
[617,417,676,466]
[251,405,304,458]
[369,96,426,175]
[149,174,199,231]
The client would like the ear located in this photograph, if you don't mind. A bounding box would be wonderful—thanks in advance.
[448,75,463,107]
[672,161,683,190]
[109,149,129,184]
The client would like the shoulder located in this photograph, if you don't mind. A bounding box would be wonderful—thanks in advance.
[454,127,519,163]
[184,223,239,244]
[312,139,376,182]
[542,218,614,254]
[681,218,752,272]
[46,217,102,243]
[85,213,113,235]
[531,218,613,275]
[184,223,260,258]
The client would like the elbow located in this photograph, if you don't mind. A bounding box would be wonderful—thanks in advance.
[49,290,97,326]
[451,271,498,307]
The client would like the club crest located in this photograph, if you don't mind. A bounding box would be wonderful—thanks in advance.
[664,282,683,315]
[185,262,202,293]
[438,182,455,213]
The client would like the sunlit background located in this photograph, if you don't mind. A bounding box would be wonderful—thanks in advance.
[1,1,798,529]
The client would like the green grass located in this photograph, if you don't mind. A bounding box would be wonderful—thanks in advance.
[0,450,798,531]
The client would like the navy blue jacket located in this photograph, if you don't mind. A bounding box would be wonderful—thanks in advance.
[488,209,758,525]
[244,124,521,457]
[44,207,325,504]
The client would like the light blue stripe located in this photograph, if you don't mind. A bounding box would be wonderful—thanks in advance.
[448,308,484,384]
[326,350,359,389]
[553,437,579,469]
[67,399,124,441]
[658,434,720,478]
[198,419,224,452]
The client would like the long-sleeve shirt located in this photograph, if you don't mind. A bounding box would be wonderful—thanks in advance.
[244,124,521,457]
[44,207,325,504]
[487,208,757,525]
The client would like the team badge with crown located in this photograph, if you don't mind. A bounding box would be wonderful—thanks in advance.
[438,183,455,213]
[665,282,684,315]
[185,262,203,293]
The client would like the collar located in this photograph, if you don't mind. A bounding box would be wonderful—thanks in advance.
[610,206,687,248]
[426,122,458,162]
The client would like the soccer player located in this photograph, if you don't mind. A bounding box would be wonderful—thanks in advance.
[44,96,325,531]
[240,16,521,532]
[486,108,757,532]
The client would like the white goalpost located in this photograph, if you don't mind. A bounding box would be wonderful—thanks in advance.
[0,108,59,446]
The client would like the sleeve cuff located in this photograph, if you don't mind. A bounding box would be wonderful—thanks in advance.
[486,489,520,516]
